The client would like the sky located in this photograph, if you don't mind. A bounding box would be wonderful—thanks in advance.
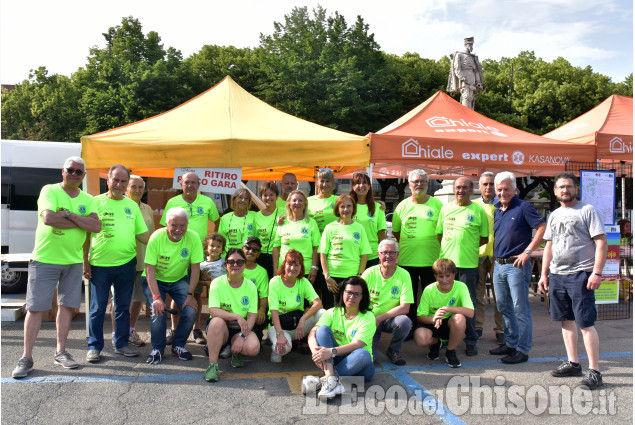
[0,0,632,85]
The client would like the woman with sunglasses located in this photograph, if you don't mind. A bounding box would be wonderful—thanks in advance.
[242,237,269,345]
[204,249,260,382]
[254,182,284,279]
[219,188,256,252]
[350,172,387,268]
[272,190,320,283]
[268,249,324,363]
[319,194,371,309]
[307,276,376,400]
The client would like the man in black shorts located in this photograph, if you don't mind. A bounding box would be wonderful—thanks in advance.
[538,172,607,390]
[413,258,474,368]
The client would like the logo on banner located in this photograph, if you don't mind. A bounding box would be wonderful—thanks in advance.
[401,138,454,159]
[424,116,507,137]
[512,151,525,165]
[609,137,632,154]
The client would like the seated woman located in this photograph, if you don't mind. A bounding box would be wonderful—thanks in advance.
[268,249,325,363]
[204,248,260,382]
[307,276,376,400]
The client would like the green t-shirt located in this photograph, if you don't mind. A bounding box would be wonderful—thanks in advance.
[473,198,496,258]
[362,265,414,316]
[417,280,474,319]
[276,197,287,209]
[436,202,489,268]
[143,228,204,282]
[208,275,258,318]
[273,217,320,271]
[353,203,387,261]
[32,184,96,265]
[319,221,372,278]
[243,264,269,299]
[219,211,257,252]
[134,202,155,272]
[268,276,319,315]
[316,307,376,361]
[89,195,148,267]
[391,196,443,267]
[307,194,338,233]
[254,207,285,254]
[160,194,219,242]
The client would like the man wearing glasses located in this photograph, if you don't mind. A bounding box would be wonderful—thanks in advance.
[13,157,101,378]
[361,239,413,366]
[391,169,443,340]
[142,207,204,365]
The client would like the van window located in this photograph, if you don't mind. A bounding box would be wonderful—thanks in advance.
[1,167,83,211]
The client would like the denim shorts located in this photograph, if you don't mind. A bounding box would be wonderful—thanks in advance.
[549,271,597,328]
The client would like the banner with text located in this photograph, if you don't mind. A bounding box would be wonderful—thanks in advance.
[172,167,242,195]
[596,225,620,304]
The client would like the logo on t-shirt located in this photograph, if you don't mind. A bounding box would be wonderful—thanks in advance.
[79,205,87,214]
[247,224,253,231]
[353,232,361,240]
[467,213,475,223]
[329,203,335,209]
[180,248,189,258]
[390,286,399,296]
[426,210,433,218]
[448,297,456,306]
[296,294,301,303]
[350,329,357,337]
[197,207,204,215]
[241,296,250,306]
[124,207,132,216]
[301,227,308,235]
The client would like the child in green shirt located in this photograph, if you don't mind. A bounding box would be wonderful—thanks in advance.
[414,258,474,368]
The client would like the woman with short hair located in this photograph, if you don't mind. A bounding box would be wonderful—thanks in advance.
[219,188,256,251]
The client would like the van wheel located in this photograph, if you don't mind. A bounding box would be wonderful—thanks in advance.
[1,268,27,294]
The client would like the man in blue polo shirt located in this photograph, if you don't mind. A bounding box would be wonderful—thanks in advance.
[490,172,545,364]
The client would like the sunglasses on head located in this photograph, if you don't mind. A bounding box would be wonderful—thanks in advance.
[65,167,85,176]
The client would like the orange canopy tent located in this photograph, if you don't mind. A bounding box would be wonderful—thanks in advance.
[80,76,370,188]
[368,91,597,178]
[544,95,633,162]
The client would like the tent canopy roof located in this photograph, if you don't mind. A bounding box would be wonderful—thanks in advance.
[81,76,369,179]
[544,95,633,161]
[369,91,596,177]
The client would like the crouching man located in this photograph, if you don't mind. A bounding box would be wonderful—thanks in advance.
[142,207,203,364]
[414,258,474,368]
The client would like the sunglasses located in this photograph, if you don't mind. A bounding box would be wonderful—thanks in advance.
[226,259,245,267]
[65,167,85,176]
[243,246,261,253]
[379,251,397,256]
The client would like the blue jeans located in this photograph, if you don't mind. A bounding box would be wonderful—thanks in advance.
[456,267,478,347]
[142,276,196,352]
[315,325,375,381]
[372,315,412,352]
[493,261,533,354]
[88,258,136,351]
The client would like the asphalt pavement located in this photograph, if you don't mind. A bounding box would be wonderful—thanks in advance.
[1,292,632,424]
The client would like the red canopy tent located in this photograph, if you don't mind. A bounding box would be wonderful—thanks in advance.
[544,95,633,162]
[367,91,597,178]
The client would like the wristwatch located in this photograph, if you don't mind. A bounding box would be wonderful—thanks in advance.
[325,274,331,280]
[65,210,72,219]
[276,330,284,337]
[311,265,318,270]
[524,249,532,255]
[331,348,338,357]
[592,272,602,277]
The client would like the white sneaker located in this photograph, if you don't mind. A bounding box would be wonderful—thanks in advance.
[270,350,282,363]
[219,344,231,359]
[301,375,321,394]
[318,376,344,400]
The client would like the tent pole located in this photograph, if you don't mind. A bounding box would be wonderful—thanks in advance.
[622,176,626,221]
[368,163,374,179]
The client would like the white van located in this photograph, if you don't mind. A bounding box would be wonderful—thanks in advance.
[1,140,81,293]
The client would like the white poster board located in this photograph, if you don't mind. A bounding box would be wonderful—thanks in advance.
[172,167,242,195]
[580,170,615,225]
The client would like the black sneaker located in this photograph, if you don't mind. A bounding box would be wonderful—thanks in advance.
[446,349,461,368]
[192,329,206,345]
[552,360,583,377]
[387,348,406,366]
[495,333,505,345]
[427,340,441,360]
[465,345,478,356]
[490,345,516,355]
[580,369,603,390]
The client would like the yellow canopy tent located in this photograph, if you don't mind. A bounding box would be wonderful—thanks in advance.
[80,76,370,192]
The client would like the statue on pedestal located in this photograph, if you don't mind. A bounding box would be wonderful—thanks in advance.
[447,37,484,110]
